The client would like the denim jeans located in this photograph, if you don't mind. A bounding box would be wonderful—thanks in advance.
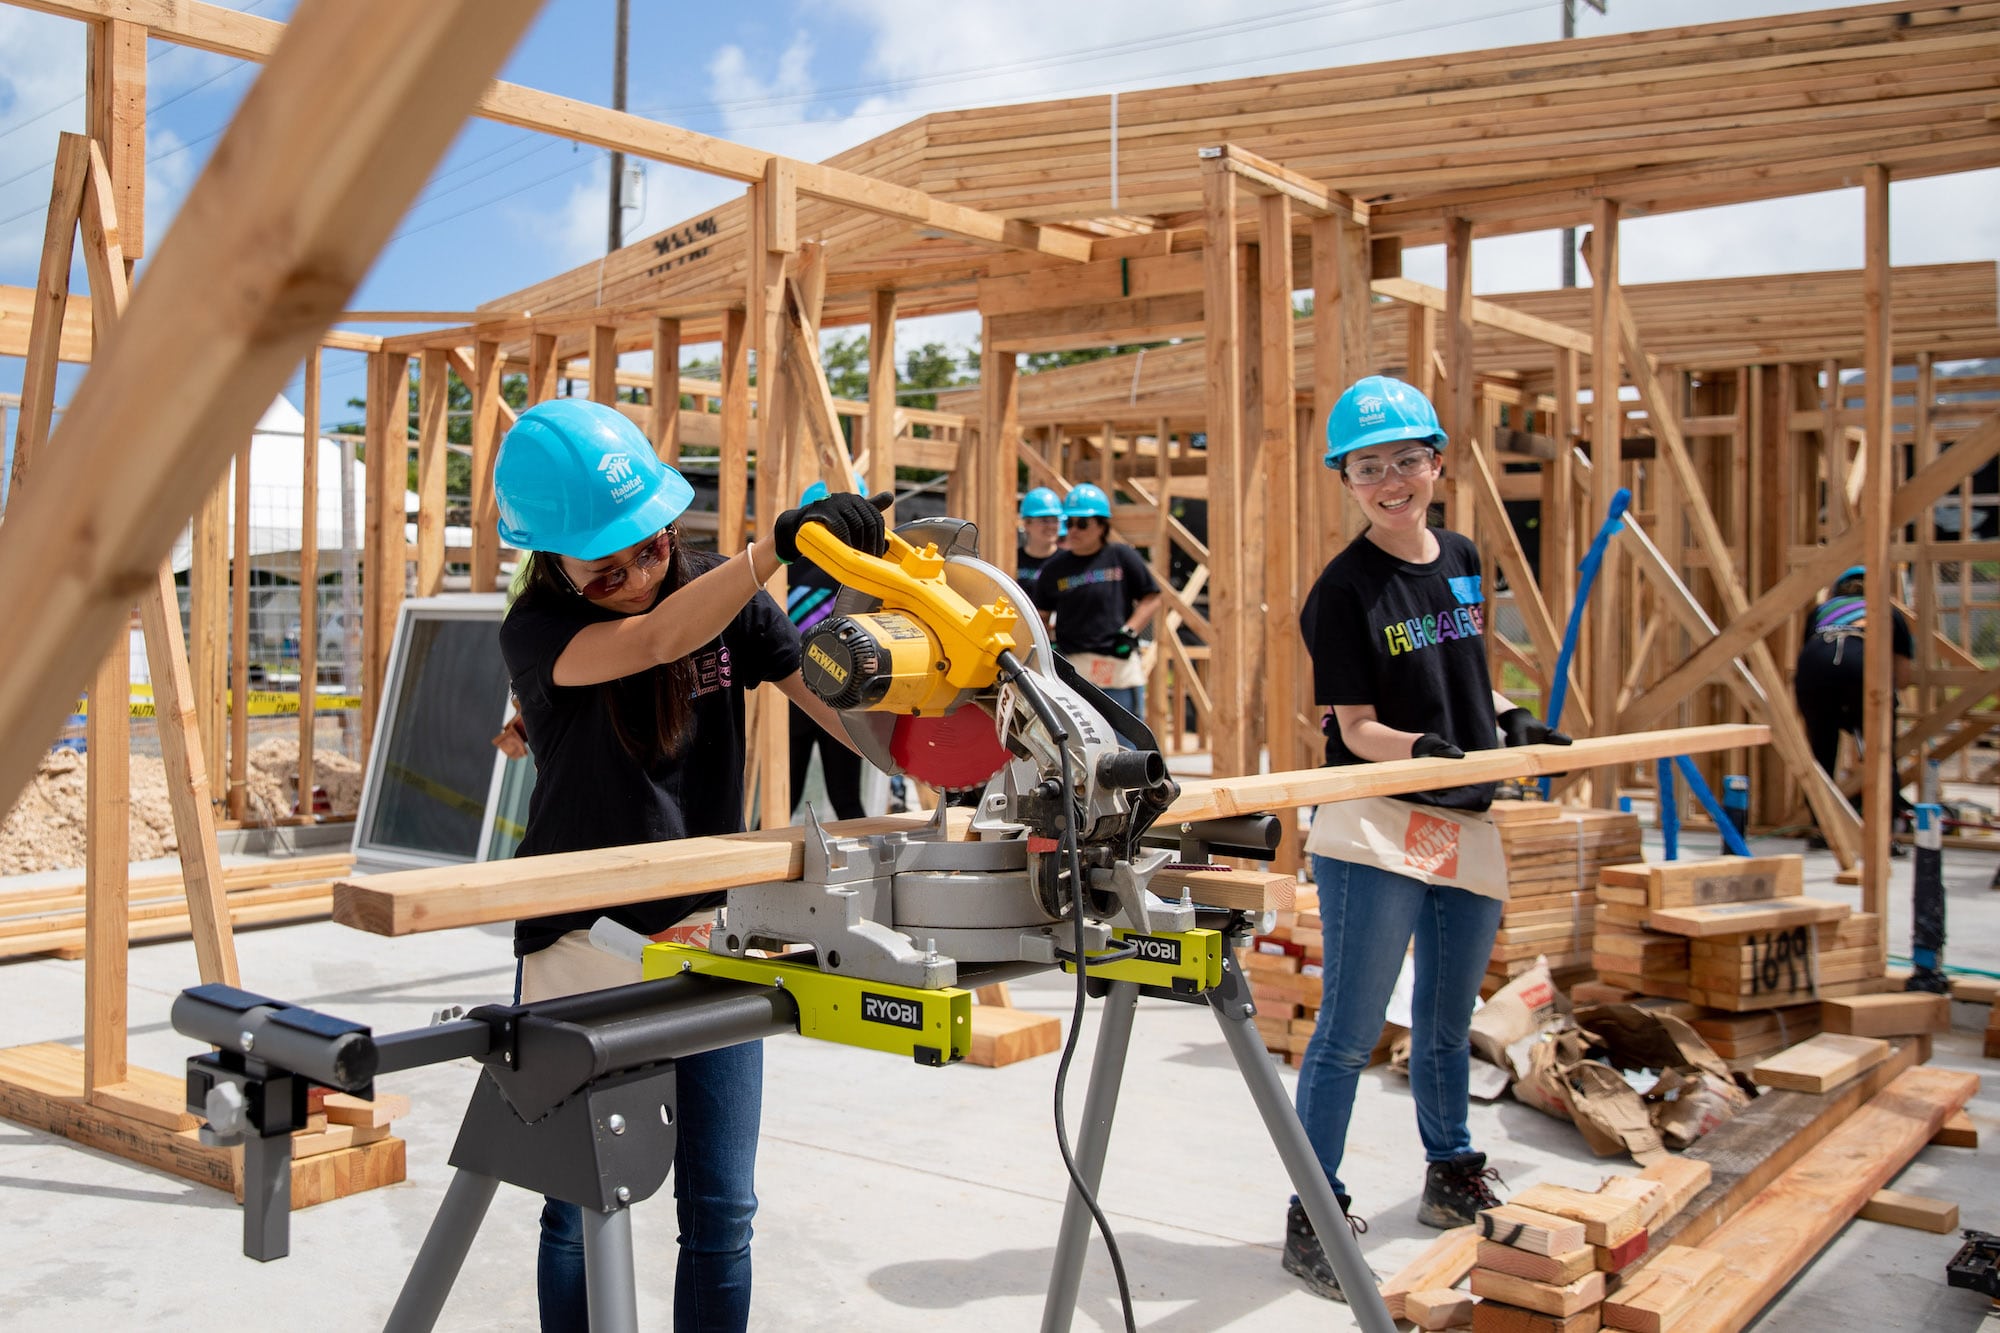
[1293,853,1504,1197]
[537,1039,764,1333]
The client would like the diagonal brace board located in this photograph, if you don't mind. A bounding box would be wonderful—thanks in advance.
[0,0,547,830]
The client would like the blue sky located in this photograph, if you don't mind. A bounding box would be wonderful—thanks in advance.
[2,0,1996,437]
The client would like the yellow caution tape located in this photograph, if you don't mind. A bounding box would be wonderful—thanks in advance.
[71,686,365,719]
[384,761,489,818]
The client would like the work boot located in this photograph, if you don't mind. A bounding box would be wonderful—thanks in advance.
[1419,1152,1505,1229]
[1282,1196,1369,1302]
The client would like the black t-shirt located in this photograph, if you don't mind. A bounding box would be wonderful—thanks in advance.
[1031,543,1160,655]
[1016,544,1057,586]
[1299,528,1499,811]
[498,548,801,955]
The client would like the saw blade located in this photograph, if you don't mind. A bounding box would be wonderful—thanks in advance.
[890,704,1013,790]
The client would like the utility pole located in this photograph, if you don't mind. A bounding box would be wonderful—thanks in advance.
[607,0,629,253]
[1560,0,1607,287]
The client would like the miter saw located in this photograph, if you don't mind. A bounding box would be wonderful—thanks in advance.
[671,515,1197,1003]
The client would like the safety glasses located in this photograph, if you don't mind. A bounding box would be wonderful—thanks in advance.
[561,527,673,600]
[1344,447,1438,487]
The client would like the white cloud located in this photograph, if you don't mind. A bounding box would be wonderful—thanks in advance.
[0,8,87,272]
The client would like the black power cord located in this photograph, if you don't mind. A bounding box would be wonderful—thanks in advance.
[998,651,1138,1333]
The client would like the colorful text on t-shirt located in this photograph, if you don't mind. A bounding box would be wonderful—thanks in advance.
[691,643,734,697]
[1383,603,1485,656]
[1053,565,1124,594]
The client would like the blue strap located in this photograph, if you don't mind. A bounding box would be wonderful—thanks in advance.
[1538,487,1632,798]
[1673,754,1752,857]
[1657,757,1679,860]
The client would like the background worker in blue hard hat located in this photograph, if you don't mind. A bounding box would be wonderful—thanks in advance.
[1030,482,1161,719]
[1794,562,1915,847]
[786,479,868,821]
[1016,485,1067,584]
[492,399,885,1333]
[1283,375,1570,1302]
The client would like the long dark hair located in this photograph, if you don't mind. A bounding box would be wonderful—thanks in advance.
[516,536,702,762]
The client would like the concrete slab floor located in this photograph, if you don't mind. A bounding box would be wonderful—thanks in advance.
[0,832,1993,1331]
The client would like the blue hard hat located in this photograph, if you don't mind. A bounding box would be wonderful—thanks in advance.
[800,480,830,505]
[495,400,694,560]
[1325,375,1446,469]
[1062,483,1112,520]
[1837,565,1867,584]
[1020,486,1064,519]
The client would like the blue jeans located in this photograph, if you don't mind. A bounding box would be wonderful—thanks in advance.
[1099,686,1144,748]
[1293,853,1503,1196]
[537,1039,764,1333]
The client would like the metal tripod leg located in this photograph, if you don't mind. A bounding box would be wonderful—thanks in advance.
[1208,954,1397,1333]
[584,1206,640,1333]
[384,1169,501,1333]
[1039,978,1141,1333]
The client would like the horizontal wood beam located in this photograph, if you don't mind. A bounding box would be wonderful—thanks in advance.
[1200,144,1367,226]
[14,0,1092,264]
[1373,276,1595,355]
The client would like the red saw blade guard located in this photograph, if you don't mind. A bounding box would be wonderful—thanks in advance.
[889,705,1012,790]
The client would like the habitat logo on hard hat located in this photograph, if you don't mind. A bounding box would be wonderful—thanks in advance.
[598,452,644,502]
[1356,394,1387,426]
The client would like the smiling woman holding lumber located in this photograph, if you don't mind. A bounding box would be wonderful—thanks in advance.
[1283,376,1571,1303]
[493,399,883,1333]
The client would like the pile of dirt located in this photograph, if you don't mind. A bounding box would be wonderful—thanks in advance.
[0,740,362,876]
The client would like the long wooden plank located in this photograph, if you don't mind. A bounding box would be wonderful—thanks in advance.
[1644,896,1849,938]
[0,0,545,823]
[1675,1066,1979,1333]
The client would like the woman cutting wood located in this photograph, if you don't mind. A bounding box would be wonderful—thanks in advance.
[493,398,883,1332]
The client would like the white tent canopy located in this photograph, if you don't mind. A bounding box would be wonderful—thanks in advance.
[169,395,369,574]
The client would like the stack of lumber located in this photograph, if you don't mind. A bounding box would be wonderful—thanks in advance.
[1487,803,1642,994]
[295,1088,410,1158]
[1248,884,1324,1067]
[0,852,353,960]
[1458,1160,1711,1333]
[1686,1006,1821,1061]
[1750,1033,1889,1093]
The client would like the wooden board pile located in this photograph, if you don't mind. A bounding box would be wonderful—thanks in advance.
[1486,802,1643,995]
[1398,1158,1711,1331]
[0,851,353,961]
[1590,856,1886,1061]
[1248,882,1324,1067]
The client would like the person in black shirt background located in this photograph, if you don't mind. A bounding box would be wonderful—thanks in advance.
[493,399,884,1333]
[1016,485,1066,584]
[786,479,867,821]
[1794,563,1915,845]
[1031,483,1161,719]
[1282,377,1569,1303]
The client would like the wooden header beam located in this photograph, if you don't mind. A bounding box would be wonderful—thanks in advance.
[14,0,1094,264]
[1199,144,1368,226]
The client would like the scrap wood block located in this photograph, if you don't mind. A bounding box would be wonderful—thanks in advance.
[1929,1110,1978,1148]
[323,1091,410,1129]
[1858,1188,1959,1233]
[1476,1241,1595,1286]
[1380,1225,1482,1320]
[1600,856,1803,910]
[1477,1205,1588,1257]
[1470,1267,1606,1317]
[1600,1246,1725,1333]
[1751,1033,1889,1093]
[966,1006,1061,1068]
[289,1120,390,1160]
[1592,1231,1648,1272]
[1820,993,1950,1038]
[1634,1157,1711,1222]
[1407,1287,1478,1329]
[1645,897,1849,939]
[1471,1300,1603,1332]
[1670,1067,1980,1333]
[1595,1177,1670,1231]
[1509,1183,1645,1247]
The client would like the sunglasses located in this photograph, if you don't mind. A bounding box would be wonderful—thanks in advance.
[561,528,674,600]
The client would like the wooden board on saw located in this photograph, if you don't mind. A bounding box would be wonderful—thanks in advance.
[0,1041,403,1208]
[1596,855,1802,910]
[966,1005,1062,1067]
[1750,1033,1889,1093]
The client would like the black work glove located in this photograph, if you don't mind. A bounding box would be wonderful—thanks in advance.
[1110,626,1141,659]
[774,491,891,563]
[1498,706,1572,748]
[1412,732,1465,760]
